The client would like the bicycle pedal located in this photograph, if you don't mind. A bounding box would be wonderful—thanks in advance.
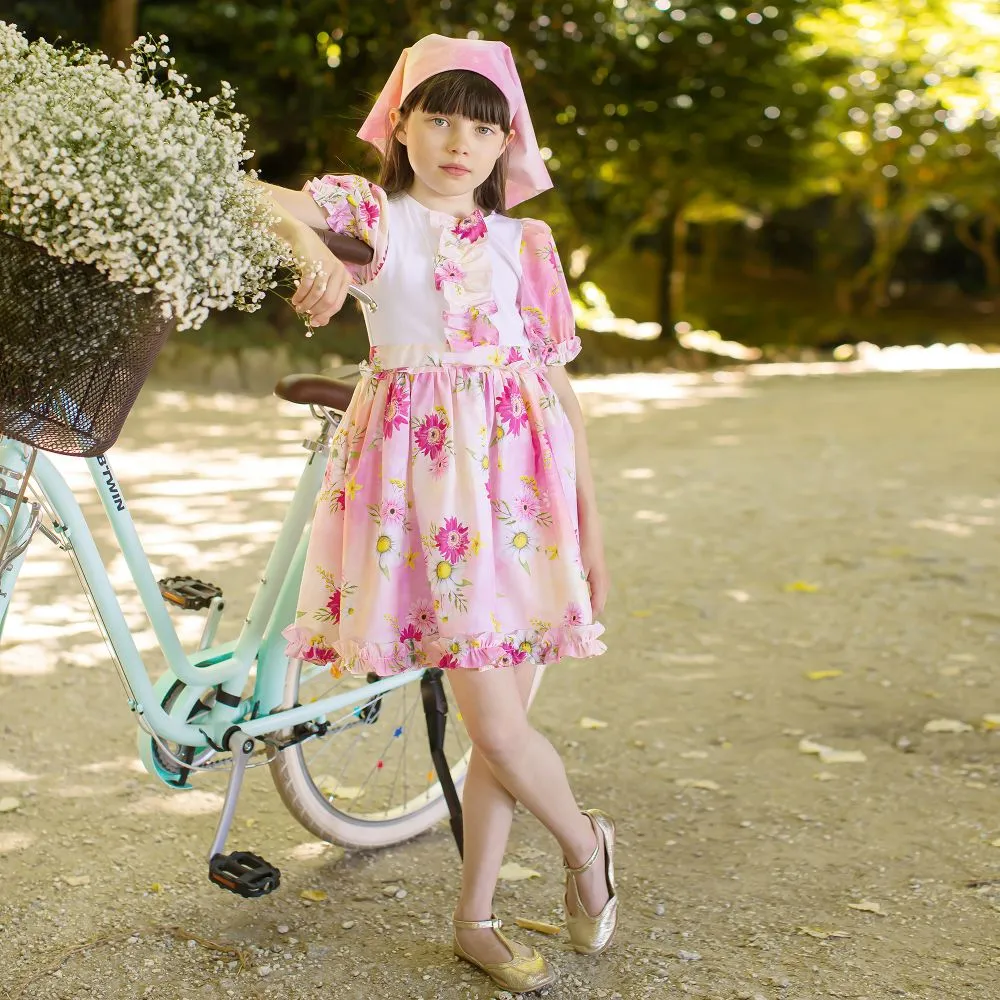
[158,575,222,611]
[209,851,280,898]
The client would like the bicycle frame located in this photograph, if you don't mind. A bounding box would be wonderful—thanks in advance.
[0,418,418,752]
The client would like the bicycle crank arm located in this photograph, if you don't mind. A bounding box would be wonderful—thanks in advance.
[206,729,280,898]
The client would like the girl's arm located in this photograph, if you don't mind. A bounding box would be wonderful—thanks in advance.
[255,181,350,327]
[258,181,330,231]
[545,365,609,616]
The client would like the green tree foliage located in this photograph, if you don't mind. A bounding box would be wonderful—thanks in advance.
[5,0,1000,336]
[796,0,1000,312]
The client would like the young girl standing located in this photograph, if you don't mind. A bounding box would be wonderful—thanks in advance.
[263,34,614,993]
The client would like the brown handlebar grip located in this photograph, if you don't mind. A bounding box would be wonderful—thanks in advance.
[313,228,375,266]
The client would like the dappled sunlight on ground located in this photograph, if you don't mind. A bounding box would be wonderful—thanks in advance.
[910,492,999,539]
[573,369,754,418]
[750,343,1000,379]
[0,762,38,783]
[77,756,146,776]
[130,790,225,816]
[0,832,36,854]
[284,840,341,863]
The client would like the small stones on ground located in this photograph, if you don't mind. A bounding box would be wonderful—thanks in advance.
[341,920,356,929]
[395,888,408,899]
[654,903,666,916]
[382,884,401,897]
[0,797,21,813]
[276,924,289,935]
[678,949,702,962]
[257,964,272,977]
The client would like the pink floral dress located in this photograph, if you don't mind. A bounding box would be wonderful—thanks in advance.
[282,174,606,676]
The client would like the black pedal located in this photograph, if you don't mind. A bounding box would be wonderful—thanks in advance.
[158,576,222,611]
[209,851,280,898]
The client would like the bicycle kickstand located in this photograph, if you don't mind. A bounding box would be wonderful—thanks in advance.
[206,728,281,898]
[420,669,464,857]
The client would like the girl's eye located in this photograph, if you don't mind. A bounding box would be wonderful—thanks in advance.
[431,117,448,127]
[477,126,495,135]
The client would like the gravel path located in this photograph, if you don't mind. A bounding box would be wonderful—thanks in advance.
[1,365,999,1000]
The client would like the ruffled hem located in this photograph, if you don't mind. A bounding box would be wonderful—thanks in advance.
[537,334,582,367]
[283,622,606,678]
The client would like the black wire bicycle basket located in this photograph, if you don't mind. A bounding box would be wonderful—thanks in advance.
[0,232,173,457]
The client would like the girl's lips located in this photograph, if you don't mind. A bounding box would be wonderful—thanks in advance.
[441,165,471,176]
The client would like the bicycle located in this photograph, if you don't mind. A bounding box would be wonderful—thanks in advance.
[0,252,472,900]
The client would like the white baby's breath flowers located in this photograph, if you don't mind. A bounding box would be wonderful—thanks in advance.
[0,23,293,331]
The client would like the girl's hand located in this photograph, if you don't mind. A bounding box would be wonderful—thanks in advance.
[581,524,610,617]
[287,223,353,328]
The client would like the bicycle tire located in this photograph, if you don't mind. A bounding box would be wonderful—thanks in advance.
[269,660,471,849]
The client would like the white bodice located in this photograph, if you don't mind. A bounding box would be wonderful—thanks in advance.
[359,194,530,350]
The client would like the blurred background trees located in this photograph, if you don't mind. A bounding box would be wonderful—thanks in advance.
[4,0,999,354]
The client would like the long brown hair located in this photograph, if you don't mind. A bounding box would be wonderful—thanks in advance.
[378,70,511,214]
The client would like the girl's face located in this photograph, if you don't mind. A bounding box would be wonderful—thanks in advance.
[391,108,514,210]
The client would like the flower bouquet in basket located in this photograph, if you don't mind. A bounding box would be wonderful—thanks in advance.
[0,22,294,456]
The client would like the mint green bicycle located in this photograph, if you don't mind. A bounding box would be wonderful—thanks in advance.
[0,234,471,899]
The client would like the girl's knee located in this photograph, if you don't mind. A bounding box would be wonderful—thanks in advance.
[467,719,530,765]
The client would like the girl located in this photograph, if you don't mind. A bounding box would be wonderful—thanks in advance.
[262,34,614,994]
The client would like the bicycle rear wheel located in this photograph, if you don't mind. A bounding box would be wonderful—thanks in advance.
[269,660,472,849]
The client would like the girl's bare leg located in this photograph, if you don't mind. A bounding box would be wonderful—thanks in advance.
[451,661,538,965]
[448,666,610,938]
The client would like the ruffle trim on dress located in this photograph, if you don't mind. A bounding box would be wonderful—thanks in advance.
[428,207,500,353]
[535,334,582,367]
[283,622,606,677]
[519,301,582,367]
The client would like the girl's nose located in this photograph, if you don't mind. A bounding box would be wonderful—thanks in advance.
[448,125,474,155]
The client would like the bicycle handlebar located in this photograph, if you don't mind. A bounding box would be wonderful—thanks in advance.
[346,285,377,312]
[313,228,374,266]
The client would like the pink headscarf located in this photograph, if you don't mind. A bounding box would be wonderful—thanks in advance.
[358,33,553,209]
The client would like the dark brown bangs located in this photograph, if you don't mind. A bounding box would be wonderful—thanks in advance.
[403,70,510,129]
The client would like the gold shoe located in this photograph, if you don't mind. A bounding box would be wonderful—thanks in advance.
[564,808,618,955]
[453,915,556,994]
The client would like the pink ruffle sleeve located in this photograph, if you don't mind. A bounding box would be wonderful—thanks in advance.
[303,173,388,286]
[518,218,582,366]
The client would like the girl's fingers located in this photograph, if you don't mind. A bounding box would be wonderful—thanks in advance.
[296,271,333,315]
[293,258,353,326]
[307,270,351,328]
[290,271,319,309]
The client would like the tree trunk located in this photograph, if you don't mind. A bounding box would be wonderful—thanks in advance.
[657,202,684,336]
[100,0,139,64]
[823,194,858,316]
[672,208,688,320]
[857,204,919,316]
[983,211,1000,293]
[701,223,720,282]
[955,208,1000,295]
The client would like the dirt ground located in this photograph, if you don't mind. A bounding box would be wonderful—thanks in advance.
[2,363,1000,1000]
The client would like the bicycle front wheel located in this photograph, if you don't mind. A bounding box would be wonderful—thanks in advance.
[269,660,472,849]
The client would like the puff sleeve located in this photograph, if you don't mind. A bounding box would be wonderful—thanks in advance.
[517,218,582,366]
[303,173,388,285]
